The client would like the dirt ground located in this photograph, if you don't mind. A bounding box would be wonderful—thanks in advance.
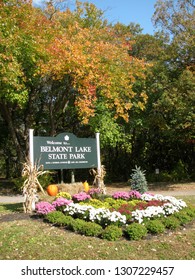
[105,183,195,198]
[106,181,195,195]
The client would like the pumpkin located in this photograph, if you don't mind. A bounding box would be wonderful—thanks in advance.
[83,181,90,192]
[47,184,59,196]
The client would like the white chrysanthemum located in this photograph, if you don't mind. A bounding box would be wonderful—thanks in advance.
[141,193,154,201]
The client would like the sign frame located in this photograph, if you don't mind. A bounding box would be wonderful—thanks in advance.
[29,129,101,171]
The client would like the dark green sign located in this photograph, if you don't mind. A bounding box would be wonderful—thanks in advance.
[33,133,98,170]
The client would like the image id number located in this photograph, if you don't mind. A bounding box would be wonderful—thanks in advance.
[115,266,174,276]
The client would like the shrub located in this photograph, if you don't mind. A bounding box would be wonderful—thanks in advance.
[173,211,192,225]
[101,225,123,241]
[130,166,148,194]
[45,211,74,227]
[38,173,55,189]
[58,215,75,227]
[184,206,195,218]
[68,218,102,236]
[80,222,103,237]
[145,220,166,234]
[12,177,26,192]
[69,218,86,232]
[171,160,189,181]
[14,173,53,192]
[45,211,65,224]
[161,216,180,230]
[125,223,148,240]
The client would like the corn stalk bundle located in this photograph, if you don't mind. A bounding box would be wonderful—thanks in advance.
[22,159,48,213]
[90,165,106,194]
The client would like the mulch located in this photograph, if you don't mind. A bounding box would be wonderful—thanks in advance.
[0,212,40,223]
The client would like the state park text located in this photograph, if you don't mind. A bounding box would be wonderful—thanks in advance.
[40,144,92,160]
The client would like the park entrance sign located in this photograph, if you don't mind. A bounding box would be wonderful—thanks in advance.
[29,130,100,170]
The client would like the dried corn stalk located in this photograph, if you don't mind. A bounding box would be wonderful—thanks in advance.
[90,165,106,194]
[22,159,49,213]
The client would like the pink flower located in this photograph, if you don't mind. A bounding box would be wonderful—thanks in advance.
[129,190,142,199]
[112,191,130,200]
[88,188,101,196]
[72,192,91,202]
[35,201,55,215]
[52,197,72,208]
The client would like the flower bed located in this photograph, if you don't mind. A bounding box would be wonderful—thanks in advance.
[35,189,195,241]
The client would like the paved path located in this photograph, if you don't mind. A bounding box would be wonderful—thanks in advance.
[0,195,25,204]
[149,189,195,196]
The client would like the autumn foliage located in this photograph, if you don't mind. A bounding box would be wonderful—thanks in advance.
[37,1,148,123]
[0,0,194,181]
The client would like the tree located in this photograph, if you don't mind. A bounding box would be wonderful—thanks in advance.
[0,0,55,175]
[104,0,195,180]
[40,1,149,126]
[0,1,149,178]
[153,0,195,68]
[133,0,195,179]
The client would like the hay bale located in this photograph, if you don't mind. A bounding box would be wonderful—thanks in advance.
[58,182,84,195]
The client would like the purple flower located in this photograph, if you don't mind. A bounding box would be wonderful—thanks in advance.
[129,190,142,199]
[112,191,130,200]
[72,192,91,202]
[35,201,55,215]
[52,197,73,208]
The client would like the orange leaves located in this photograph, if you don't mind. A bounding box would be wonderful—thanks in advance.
[36,5,148,123]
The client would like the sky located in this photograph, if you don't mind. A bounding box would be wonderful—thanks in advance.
[33,0,157,34]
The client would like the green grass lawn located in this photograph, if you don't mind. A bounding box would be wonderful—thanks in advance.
[0,195,195,260]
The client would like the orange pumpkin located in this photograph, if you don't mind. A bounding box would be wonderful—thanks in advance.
[47,184,59,196]
[83,181,90,192]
